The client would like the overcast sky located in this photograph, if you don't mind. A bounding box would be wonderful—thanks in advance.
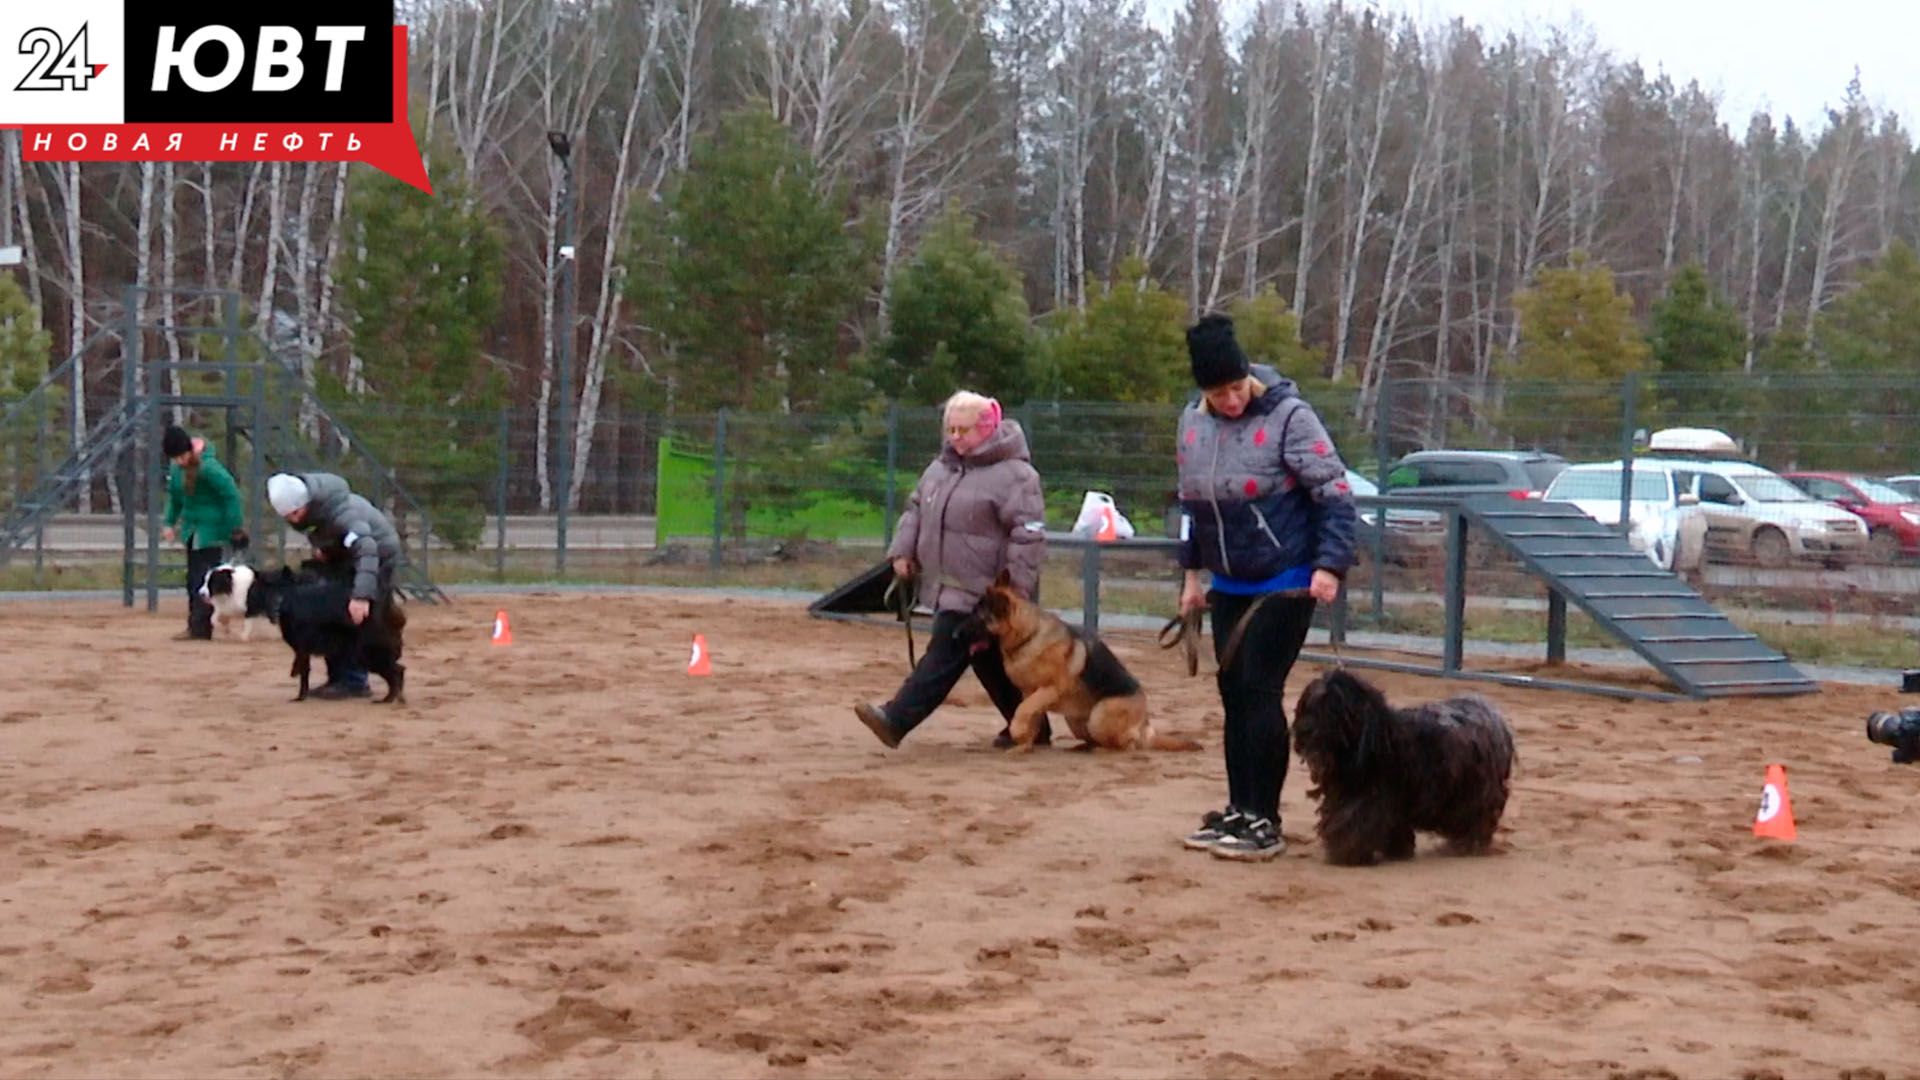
[1144,0,1916,132]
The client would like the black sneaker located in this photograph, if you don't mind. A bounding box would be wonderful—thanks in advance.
[1211,816,1286,861]
[1182,807,1245,851]
[311,682,373,701]
[854,703,902,749]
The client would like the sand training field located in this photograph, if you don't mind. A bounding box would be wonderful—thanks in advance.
[2,593,1917,1079]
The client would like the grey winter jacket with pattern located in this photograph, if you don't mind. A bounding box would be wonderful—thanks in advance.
[887,420,1048,612]
[1175,365,1358,581]
[292,472,404,600]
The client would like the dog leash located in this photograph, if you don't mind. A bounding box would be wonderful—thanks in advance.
[1159,588,1314,677]
[1157,609,1204,677]
[883,573,917,668]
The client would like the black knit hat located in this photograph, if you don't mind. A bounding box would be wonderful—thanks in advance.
[1187,314,1250,389]
[161,425,193,458]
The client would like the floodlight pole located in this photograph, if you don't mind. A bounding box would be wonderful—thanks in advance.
[550,132,578,574]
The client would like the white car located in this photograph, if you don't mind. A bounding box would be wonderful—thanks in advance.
[1541,462,1707,572]
[1644,457,1870,567]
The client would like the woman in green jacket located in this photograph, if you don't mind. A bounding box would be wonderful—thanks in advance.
[161,425,246,640]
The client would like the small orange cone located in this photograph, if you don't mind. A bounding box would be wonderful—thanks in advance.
[1752,763,1796,841]
[687,633,712,676]
[491,610,513,647]
[1095,506,1119,543]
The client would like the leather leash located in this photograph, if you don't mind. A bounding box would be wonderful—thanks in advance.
[883,573,917,668]
[1159,588,1316,677]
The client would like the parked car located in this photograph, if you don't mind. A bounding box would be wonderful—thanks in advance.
[1345,469,1445,559]
[1887,475,1920,500]
[1541,461,1707,572]
[1630,428,1870,567]
[1637,456,1870,567]
[1382,450,1568,500]
[1783,472,1920,562]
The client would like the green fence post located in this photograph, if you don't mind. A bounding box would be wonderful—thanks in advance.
[1546,590,1567,665]
[496,407,509,583]
[1372,378,1392,624]
[1442,507,1467,674]
[710,410,728,574]
[34,396,48,587]
[1080,542,1101,637]
[883,402,899,547]
[1617,373,1639,537]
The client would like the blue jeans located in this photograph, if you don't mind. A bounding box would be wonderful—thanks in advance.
[324,655,369,691]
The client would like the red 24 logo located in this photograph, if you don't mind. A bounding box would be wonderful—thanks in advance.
[16,24,103,92]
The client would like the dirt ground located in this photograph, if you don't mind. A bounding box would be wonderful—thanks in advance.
[2,593,1917,1080]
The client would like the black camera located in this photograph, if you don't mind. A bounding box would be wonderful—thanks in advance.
[1865,707,1920,764]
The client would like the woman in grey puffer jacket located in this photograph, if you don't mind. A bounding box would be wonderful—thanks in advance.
[853,391,1051,750]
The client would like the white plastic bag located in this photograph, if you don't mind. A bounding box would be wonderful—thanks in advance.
[1071,491,1136,540]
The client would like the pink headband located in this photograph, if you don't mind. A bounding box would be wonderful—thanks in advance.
[979,399,1003,435]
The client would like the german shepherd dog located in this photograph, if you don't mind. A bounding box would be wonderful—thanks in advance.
[973,571,1200,752]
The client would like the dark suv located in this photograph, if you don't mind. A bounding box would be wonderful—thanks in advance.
[1382,450,1569,500]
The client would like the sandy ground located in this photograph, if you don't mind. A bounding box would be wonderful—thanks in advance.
[2,593,1917,1080]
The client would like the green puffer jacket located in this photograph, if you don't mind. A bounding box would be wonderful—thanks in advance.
[164,442,245,550]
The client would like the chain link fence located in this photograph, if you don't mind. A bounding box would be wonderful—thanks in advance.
[7,373,1919,673]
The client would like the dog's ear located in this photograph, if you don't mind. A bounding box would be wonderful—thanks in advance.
[994,568,1014,591]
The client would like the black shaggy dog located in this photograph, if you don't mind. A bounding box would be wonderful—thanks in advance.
[1291,668,1514,866]
[252,565,407,704]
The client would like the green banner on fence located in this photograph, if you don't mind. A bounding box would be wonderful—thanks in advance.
[654,436,886,541]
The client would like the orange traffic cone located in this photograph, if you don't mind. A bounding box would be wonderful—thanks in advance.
[491,610,513,647]
[687,633,712,676]
[1752,763,1796,841]
[1095,506,1119,543]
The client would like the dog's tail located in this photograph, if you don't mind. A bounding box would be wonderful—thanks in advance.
[1146,728,1203,752]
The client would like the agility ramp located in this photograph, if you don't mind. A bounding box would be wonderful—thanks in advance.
[1454,494,1817,698]
[809,559,899,621]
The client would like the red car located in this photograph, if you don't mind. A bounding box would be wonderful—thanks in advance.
[1783,472,1920,562]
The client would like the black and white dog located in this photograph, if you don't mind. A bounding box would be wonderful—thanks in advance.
[250,563,408,704]
[198,563,260,641]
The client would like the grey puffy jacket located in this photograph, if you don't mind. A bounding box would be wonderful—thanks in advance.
[887,421,1048,612]
[1175,365,1358,580]
[294,472,403,600]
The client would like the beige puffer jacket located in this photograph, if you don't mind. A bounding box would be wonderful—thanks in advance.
[887,420,1047,612]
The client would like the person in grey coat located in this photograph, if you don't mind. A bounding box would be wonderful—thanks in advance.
[266,471,405,700]
[853,391,1051,750]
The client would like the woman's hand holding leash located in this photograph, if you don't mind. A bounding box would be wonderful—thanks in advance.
[1309,569,1340,604]
[882,560,918,668]
[1179,570,1208,615]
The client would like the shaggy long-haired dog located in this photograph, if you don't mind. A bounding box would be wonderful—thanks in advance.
[1292,669,1515,866]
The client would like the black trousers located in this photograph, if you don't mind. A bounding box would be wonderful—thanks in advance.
[1209,590,1317,825]
[883,610,1029,738]
[185,544,225,639]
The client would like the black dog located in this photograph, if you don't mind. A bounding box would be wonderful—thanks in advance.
[252,565,407,704]
[1291,669,1514,865]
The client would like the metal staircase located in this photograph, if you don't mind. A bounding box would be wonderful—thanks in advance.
[228,363,448,604]
[0,401,149,560]
[0,288,448,605]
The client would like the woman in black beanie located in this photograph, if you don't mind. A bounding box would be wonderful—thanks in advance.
[1172,315,1357,860]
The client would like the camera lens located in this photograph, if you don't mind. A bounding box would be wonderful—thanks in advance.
[1867,711,1896,746]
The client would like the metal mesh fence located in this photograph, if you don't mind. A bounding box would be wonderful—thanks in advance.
[6,372,1919,675]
